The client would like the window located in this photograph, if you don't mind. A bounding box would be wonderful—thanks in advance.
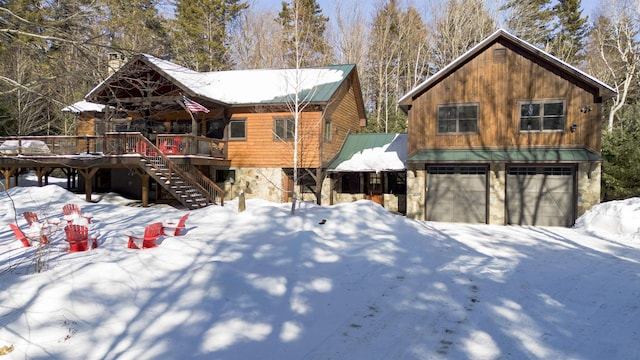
[206,119,225,139]
[274,117,295,140]
[324,118,332,142]
[385,172,406,194]
[519,100,565,131]
[437,103,478,133]
[340,173,361,194]
[229,119,246,140]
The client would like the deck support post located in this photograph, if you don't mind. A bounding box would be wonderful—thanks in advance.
[140,173,150,207]
[60,167,78,189]
[33,167,50,187]
[1,168,16,189]
[78,168,99,202]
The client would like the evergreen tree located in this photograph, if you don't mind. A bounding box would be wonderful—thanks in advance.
[550,0,589,63]
[501,0,555,51]
[0,0,66,135]
[602,103,640,200]
[277,0,332,67]
[173,0,248,71]
[99,0,170,56]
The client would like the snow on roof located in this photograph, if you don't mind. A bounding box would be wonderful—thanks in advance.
[61,100,107,113]
[145,54,347,104]
[332,133,407,172]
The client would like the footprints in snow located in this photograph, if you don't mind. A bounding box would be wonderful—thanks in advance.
[342,276,404,338]
[437,281,480,356]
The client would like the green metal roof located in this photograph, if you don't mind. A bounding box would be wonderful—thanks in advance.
[264,64,356,105]
[407,148,603,163]
[328,133,404,170]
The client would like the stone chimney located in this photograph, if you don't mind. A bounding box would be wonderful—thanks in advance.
[107,52,126,75]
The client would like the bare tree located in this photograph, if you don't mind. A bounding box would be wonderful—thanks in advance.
[330,0,368,68]
[366,0,402,132]
[430,0,496,71]
[586,0,640,131]
[228,3,287,69]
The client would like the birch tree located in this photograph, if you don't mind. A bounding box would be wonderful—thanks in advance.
[366,0,401,132]
[276,0,330,214]
[586,0,640,131]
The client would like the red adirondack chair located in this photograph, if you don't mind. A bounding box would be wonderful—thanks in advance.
[135,141,158,156]
[64,224,98,252]
[9,222,49,246]
[163,213,189,236]
[127,222,163,249]
[9,223,32,247]
[62,204,92,224]
[22,211,40,227]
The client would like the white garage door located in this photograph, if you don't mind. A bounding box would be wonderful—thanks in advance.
[426,166,487,223]
[506,166,575,227]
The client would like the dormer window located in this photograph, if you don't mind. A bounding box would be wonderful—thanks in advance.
[519,100,565,132]
[437,103,478,134]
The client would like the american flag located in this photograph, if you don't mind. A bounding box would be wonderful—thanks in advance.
[183,96,210,113]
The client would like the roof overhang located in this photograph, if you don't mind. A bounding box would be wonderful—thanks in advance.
[407,148,604,164]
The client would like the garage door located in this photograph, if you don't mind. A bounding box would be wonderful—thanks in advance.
[506,166,575,227]
[426,166,487,223]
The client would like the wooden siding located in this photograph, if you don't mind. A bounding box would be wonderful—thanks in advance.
[226,111,323,168]
[321,81,363,164]
[408,41,602,157]
[77,116,95,136]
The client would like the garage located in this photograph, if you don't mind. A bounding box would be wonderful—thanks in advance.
[506,166,575,226]
[426,166,487,223]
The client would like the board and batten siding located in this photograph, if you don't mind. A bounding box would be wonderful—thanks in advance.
[408,41,602,156]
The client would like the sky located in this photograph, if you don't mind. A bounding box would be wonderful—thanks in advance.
[0,174,639,359]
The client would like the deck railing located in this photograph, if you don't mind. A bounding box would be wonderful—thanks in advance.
[0,136,99,155]
[104,132,225,205]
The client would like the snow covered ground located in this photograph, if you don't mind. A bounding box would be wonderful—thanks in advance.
[0,175,639,359]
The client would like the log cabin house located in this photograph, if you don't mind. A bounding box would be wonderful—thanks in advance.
[0,54,367,208]
[399,29,617,226]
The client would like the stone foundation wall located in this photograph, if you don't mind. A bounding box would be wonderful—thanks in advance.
[488,163,506,225]
[223,168,284,203]
[577,163,601,217]
[406,168,426,220]
[216,163,601,222]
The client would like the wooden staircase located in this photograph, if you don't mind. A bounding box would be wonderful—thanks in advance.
[135,137,224,209]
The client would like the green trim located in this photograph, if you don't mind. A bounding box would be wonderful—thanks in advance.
[407,148,603,163]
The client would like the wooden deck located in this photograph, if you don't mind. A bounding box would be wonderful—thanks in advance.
[0,132,229,207]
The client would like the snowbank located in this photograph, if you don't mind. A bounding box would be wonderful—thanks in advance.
[574,197,640,238]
